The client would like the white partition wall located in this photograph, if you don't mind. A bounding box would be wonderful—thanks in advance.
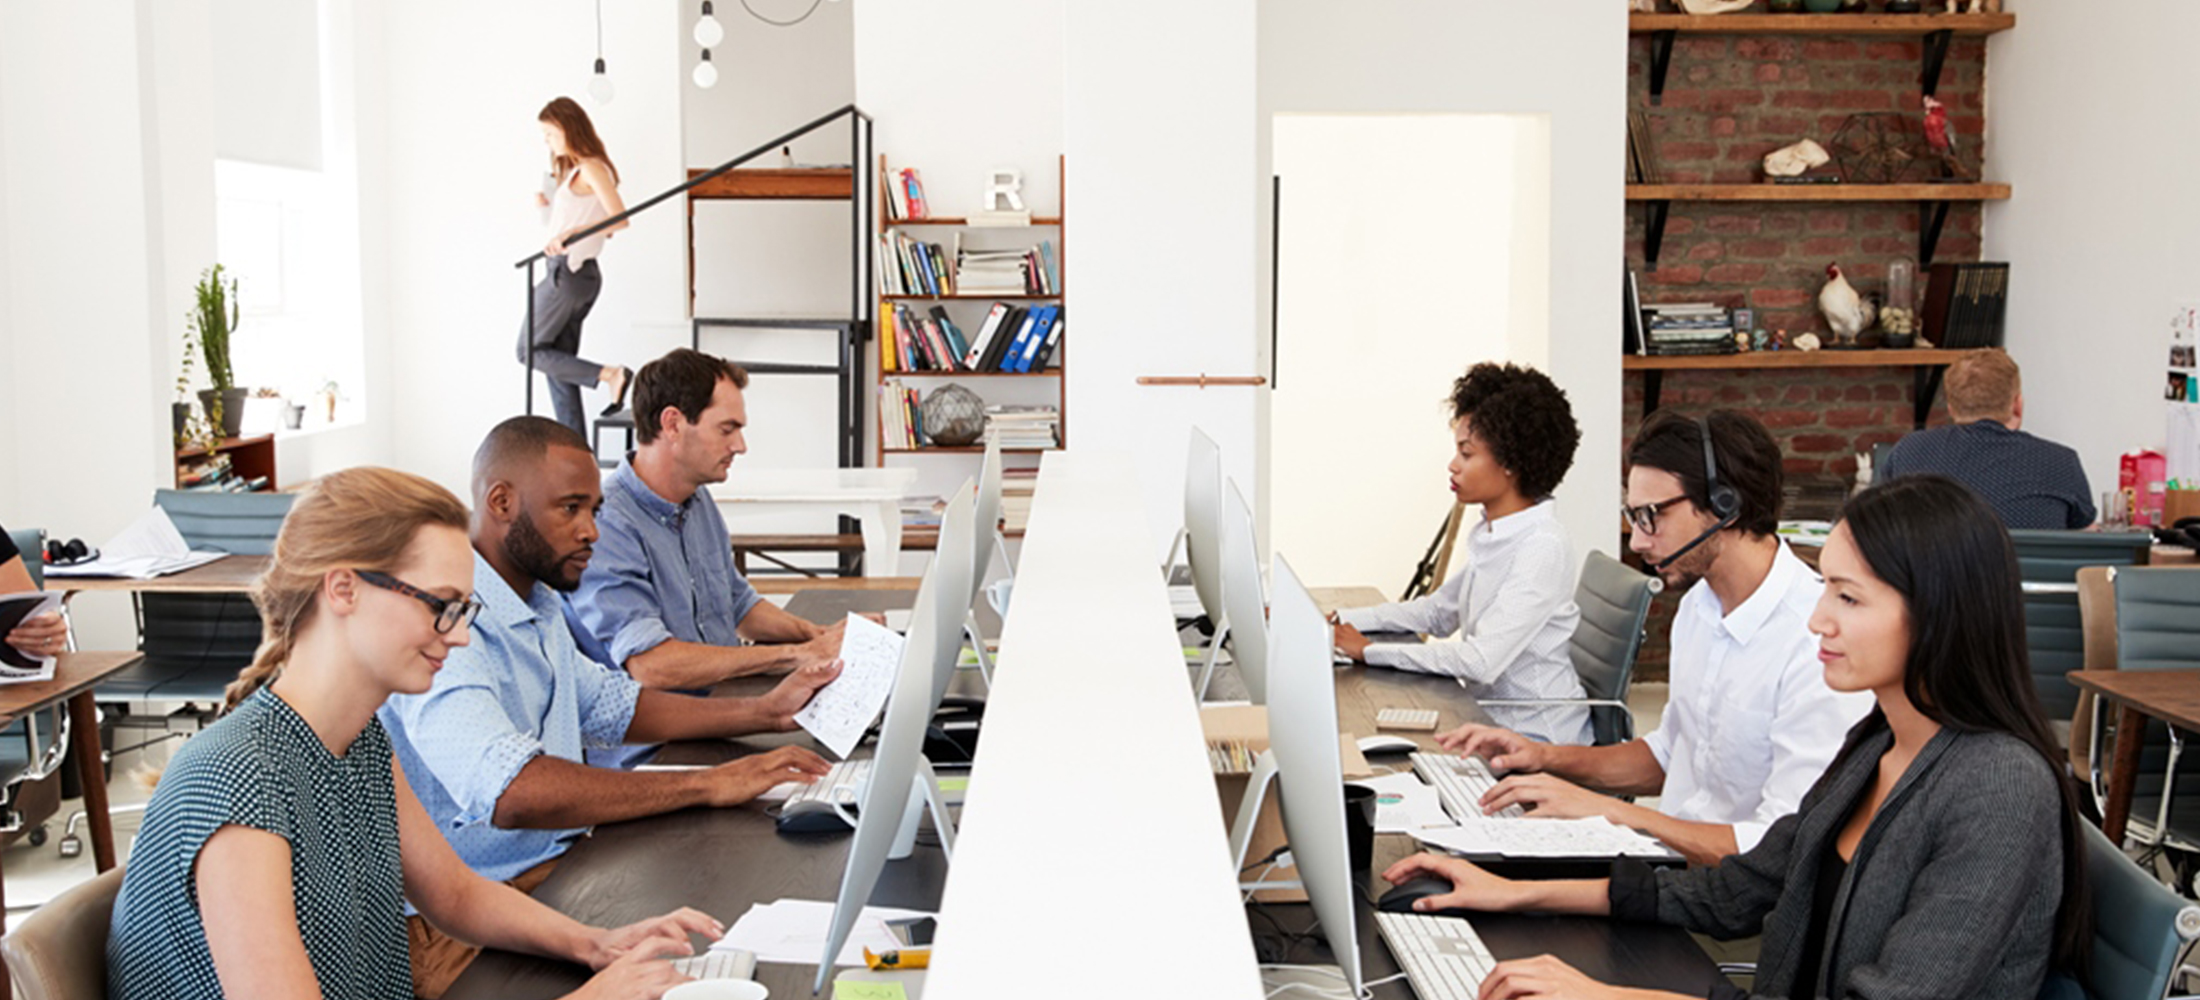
[1269,113,1551,592]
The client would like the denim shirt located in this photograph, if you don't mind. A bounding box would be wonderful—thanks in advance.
[379,553,642,883]
[574,456,761,669]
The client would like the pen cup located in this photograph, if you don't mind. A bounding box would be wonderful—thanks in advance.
[1344,783,1377,873]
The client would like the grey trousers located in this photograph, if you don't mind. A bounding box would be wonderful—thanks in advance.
[517,256,604,433]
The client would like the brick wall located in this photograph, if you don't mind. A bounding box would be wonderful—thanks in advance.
[1620,15,1988,680]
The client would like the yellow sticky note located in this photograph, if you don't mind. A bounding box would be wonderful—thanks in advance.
[832,982,908,1000]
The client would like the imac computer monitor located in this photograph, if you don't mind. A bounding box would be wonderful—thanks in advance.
[1265,554,1364,994]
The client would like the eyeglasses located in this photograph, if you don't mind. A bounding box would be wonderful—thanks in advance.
[355,571,485,634]
[1622,496,1690,535]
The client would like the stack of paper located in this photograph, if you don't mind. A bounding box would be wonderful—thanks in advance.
[0,592,64,684]
[1349,772,1452,833]
[1413,817,1671,859]
[714,899,934,967]
[43,508,223,580]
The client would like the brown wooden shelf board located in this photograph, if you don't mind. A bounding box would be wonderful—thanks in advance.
[1628,12,2013,35]
[882,294,1061,301]
[1627,183,2009,202]
[883,370,1062,378]
[686,168,853,201]
[885,217,1062,227]
[883,446,1056,455]
[1624,348,1969,371]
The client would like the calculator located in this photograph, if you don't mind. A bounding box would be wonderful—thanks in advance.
[1377,707,1440,731]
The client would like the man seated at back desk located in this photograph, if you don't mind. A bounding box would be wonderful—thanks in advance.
[381,416,837,999]
[575,348,846,689]
[1442,411,1871,867]
[1880,346,2095,529]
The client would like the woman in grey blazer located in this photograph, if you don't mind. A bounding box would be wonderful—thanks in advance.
[1387,474,2091,1000]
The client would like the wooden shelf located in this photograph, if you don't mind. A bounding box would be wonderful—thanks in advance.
[883,446,1057,455]
[887,216,1062,227]
[1627,183,2009,202]
[883,293,1061,302]
[1628,12,2014,36]
[885,370,1062,378]
[685,168,852,201]
[1625,348,1968,371]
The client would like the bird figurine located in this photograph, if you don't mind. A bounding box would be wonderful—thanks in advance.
[1922,96,1979,181]
[1819,263,1873,347]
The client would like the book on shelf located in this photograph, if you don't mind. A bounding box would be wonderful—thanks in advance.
[953,239,1058,297]
[1922,262,2009,349]
[899,168,929,219]
[984,404,1060,450]
[880,379,929,449]
[879,231,956,297]
[881,161,909,220]
[1000,468,1038,532]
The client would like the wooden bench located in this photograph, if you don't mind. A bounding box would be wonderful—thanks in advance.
[729,527,941,578]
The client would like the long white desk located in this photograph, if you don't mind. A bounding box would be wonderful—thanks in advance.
[713,467,917,578]
[926,451,1263,999]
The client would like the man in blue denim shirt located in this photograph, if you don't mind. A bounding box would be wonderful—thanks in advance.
[576,348,847,689]
[381,417,836,994]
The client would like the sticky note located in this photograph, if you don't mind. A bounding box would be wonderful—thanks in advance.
[832,982,908,1000]
[935,777,970,794]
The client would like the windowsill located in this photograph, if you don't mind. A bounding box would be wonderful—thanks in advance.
[271,414,365,442]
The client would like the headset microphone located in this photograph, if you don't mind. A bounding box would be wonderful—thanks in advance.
[1651,416,1742,574]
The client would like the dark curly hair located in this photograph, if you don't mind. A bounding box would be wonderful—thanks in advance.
[1449,363,1579,500]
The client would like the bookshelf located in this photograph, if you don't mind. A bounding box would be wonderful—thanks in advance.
[875,154,1067,463]
[175,434,277,492]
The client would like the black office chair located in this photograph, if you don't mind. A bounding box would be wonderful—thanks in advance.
[2008,530,2156,745]
[3,527,72,849]
[2090,569,2200,886]
[1479,551,1661,747]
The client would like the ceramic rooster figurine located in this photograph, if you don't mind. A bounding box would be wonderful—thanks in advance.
[1819,263,1874,346]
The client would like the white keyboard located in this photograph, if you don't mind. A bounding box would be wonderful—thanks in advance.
[670,948,757,981]
[1375,911,1496,1000]
[783,759,872,811]
[1378,707,1440,731]
[1410,753,1523,822]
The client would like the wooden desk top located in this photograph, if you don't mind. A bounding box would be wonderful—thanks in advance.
[2155,545,2200,567]
[0,652,144,724]
[2069,670,2200,732]
[51,555,268,594]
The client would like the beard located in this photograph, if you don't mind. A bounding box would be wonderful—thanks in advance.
[507,510,585,593]
[1655,529,1723,593]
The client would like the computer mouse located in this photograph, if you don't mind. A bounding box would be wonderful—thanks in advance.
[1377,875,1471,916]
[1356,734,1420,755]
[774,799,854,834]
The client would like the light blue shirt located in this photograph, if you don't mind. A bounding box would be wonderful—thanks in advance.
[574,457,761,670]
[380,552,643,882]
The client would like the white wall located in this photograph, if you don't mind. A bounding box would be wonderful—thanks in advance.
[0,0,172,646]
[1258,0,1628,567]
[1982,0,2198,495]
[1270,114,1551,591]
[366,0,689,496]
[1064,0,1260,555]
[214,0,322,170]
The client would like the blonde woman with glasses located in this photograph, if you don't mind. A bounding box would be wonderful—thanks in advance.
[109,467,712,1000]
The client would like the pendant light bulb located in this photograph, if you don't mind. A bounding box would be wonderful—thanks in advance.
[692,49,718,89]
[694,2,726,48]
[587,57,615,104]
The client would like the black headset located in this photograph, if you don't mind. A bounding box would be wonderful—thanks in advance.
[1653,415,1742,572]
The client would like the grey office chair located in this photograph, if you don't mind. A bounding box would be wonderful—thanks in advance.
[0,864,124,1000]
[2,527,71,849]
[2035,820,2200,1000]
[2092,568,2200,869]
[2009,530,2156,738]
[1479,551,1661,747]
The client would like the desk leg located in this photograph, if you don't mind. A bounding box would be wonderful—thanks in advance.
[1,825,9,1000]
[67,692,116,872]
[862,501,902,579]
[2104,702,2145,845]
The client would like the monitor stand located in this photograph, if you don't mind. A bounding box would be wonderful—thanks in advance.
[887,755,960,862]
[1226,748,1302,894]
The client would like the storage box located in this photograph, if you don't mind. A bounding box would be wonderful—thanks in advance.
[1202,704,1373,903]
[2163,489,2200,528]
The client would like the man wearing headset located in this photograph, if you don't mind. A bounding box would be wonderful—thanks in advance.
[1439,410,1871,867]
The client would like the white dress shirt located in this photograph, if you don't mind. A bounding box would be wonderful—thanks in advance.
[1641,540,1873,852]
[1338,500,1592,746]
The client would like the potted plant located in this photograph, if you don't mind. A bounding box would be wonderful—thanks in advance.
[174,334,219,453]
[316,379,346,424]
[191,264,246,439]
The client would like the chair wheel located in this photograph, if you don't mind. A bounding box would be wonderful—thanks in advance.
[58,835,81,859]
[27,825,47,847]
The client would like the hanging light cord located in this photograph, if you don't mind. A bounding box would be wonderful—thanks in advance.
[740,0,824,28]
[595,0,605,58]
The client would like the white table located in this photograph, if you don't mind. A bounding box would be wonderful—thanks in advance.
[712,467,919,579]
[925,451,1263,999]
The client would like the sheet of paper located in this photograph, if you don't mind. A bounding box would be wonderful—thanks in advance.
[1349,771,1452,833]
[833,982,909,1000]
[1413,816,1672,859]
[0,592,64,681]
[2169,402,2200,484]
[714,898,933,967]
[795,614,905,760]
[43,507,224,579]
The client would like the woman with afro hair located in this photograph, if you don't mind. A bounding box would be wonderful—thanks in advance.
[1333,362,1591,745]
